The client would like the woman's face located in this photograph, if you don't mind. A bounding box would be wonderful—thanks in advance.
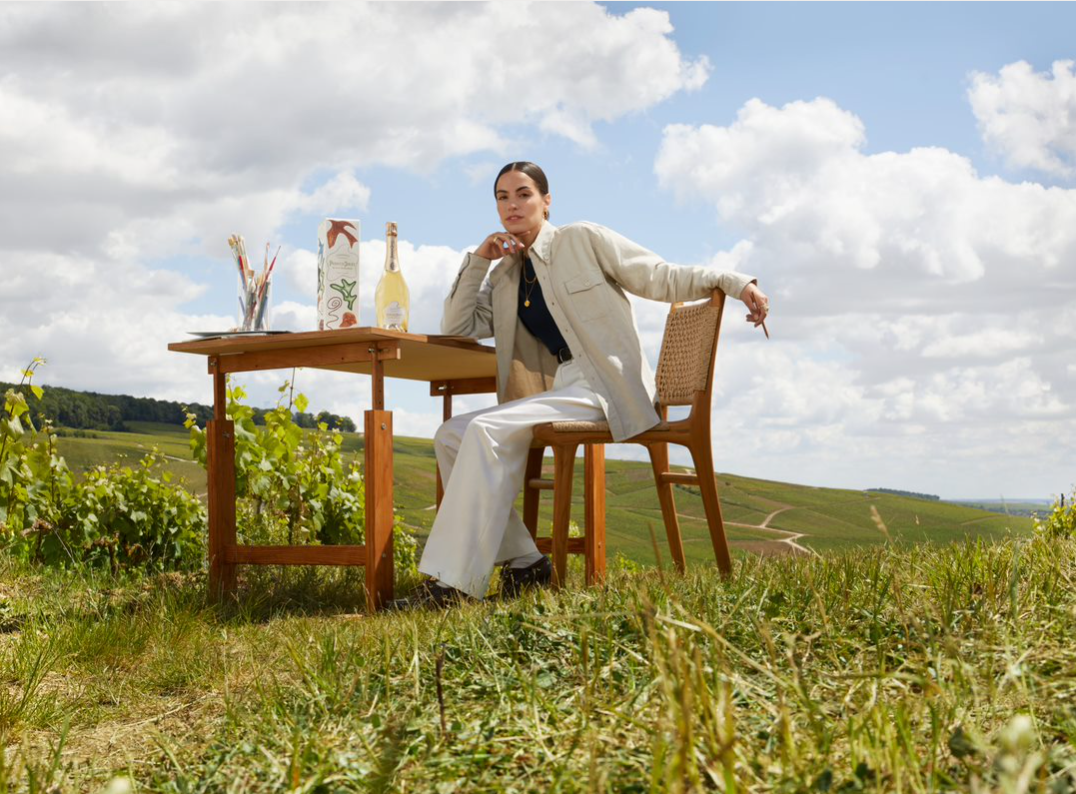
[495,170,551,239]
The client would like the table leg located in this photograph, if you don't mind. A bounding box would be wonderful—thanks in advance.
[436,392,451,509]
[207,366,237,600]
[365,409,394,612]
[584,444,606,586]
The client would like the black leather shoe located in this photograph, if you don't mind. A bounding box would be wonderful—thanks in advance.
[500,555,553,598]
[405,579,468,610]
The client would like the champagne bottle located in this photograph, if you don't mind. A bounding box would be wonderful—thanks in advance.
[375,221,410,331]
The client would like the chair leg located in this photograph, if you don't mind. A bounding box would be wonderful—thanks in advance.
[648,443,686,574]
[689,441,732,575]
[522,446,545,541]
[584,444,606,586]
[551,443,578,589]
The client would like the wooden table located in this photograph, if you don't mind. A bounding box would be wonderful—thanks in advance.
[168,327,498,611]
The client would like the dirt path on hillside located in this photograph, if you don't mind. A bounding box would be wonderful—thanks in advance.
[728,507,820,557]
[679,504,820,558]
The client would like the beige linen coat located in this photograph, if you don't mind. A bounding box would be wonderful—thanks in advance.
[442,221,754,442]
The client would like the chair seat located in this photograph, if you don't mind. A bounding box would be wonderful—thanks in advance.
[549,419,612,433]
[533,418,688,444]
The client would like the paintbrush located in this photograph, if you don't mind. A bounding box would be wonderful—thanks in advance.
[253,245,280,310]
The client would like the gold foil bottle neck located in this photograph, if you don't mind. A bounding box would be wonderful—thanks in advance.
[385,222,398,237]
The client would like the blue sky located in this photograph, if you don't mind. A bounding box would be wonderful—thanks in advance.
[2,2,1075,499]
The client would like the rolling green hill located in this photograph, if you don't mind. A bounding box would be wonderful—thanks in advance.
[55,422,1034,566]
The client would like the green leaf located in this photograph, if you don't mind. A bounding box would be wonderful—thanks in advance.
[294,393,309,414]
[4,415,24,439]
[6,392,28,419]
[0,455,16,486]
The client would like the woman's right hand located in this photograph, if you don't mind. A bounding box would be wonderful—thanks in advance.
[475,231,525,261]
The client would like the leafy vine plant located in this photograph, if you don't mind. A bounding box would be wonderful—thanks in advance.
[185,379,418,573]
[2,357,205,570]
[1,357,47,524]
[0,357,45,478]
[2,356,78,564]
[0,359,416,579]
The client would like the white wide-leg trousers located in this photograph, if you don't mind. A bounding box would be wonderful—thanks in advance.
[418,359,606,598]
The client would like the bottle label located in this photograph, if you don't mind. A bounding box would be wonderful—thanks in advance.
[385,301,407,327]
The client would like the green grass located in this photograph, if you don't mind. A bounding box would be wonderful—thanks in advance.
[52,423,1035,567]
[55,421,207,495]
[0,535,1073,790]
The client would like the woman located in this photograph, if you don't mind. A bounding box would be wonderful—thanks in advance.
[416,162,769,605]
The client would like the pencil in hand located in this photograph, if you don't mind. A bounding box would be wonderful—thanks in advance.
[748,293,770,339]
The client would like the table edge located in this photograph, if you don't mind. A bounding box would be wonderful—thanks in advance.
[167,327,494,356]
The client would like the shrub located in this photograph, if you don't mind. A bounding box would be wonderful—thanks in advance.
[185,382,418,576]
[3,363,418,580]
[1033,489,1076,539]
[62,451,206,571]
[2,360,206,571]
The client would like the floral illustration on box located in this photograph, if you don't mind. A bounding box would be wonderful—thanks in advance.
[327,220,359,249]
[330,279,358,310]
[341,312,358,328]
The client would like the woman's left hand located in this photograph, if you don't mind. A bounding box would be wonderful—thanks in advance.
[739,282,769,329]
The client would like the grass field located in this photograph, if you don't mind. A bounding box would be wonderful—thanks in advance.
[0,533,1073,791]
[56,422,207,494]
[54,422,1033,568]
[6,423,1064,791]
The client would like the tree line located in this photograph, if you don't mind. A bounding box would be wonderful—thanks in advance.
[868,487,940,501]
[0,381,358,433]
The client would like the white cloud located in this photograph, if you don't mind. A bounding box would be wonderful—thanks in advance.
[0,2,706,408]
[969,60,1076,178]
[4,4,1068,499]
[387,407,448,442]
[912,358,1065,422]
[920,327,1041,359]
[0,82,179,186]
[292,172,371,218]
[0,250,225,399]
[270,300,318,334]
[652,96,1076,496]
[0,2,707,262]
[656,98,1076,303]
[283,248,320,299]
[703,335,1074,495]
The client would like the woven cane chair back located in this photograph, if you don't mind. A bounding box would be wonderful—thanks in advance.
[654,297,724,408]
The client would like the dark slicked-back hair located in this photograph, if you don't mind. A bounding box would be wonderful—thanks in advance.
[494,162,550,196]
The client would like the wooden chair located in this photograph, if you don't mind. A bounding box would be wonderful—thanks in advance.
[524,290,730,588]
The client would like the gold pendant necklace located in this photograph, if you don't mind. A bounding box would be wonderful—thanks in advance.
[523,259,538,308]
